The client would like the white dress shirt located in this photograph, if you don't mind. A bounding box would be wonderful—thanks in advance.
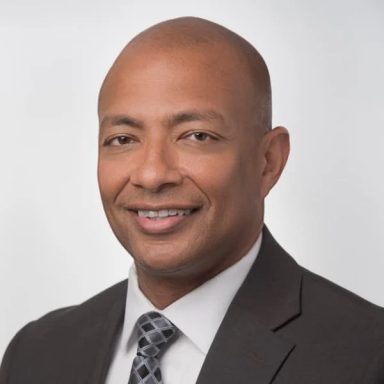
[105,232,262,384]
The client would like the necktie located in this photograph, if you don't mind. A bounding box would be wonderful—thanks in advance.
[128,311,178,384]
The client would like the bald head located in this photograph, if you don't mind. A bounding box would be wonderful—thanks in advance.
[99,17,272,131]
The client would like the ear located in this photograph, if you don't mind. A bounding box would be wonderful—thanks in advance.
[259,126,290,199]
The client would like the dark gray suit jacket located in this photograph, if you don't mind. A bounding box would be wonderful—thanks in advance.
[2,226,384,383]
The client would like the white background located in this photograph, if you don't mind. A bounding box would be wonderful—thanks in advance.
[0,0,383,359]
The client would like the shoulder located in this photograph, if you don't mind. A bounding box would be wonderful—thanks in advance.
[299,267,384,372]
[0,279,128,380]
[301,266,384,326]
[26,278,128,334]
[275,266,384,381]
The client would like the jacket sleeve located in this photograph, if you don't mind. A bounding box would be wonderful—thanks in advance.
[0,323,34,384]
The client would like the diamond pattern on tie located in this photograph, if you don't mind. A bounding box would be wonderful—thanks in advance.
[128,312,177,384]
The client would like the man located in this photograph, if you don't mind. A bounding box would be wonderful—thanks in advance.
[1,16,384,384]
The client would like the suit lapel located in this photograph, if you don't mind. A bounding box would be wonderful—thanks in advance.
[195,304,295,383]
[39,280,127,384]
[80,281,127,384]
[196,225,302,384]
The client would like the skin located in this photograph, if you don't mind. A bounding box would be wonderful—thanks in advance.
[97,17,290,309]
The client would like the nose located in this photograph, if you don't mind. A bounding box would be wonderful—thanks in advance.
[130,138,183,193]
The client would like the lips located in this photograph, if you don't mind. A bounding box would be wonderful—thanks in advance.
[127,207,200,234]
[137,208,192,218]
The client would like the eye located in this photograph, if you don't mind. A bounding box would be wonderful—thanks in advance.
[185,132,215,142]
[104,135,136,147]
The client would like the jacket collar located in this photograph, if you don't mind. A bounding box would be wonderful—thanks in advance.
[234,224,302,331]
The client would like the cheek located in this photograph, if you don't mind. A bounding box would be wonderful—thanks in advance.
[181,150,255,209]
[97,158,130,203]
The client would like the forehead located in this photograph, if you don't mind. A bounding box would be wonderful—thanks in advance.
[98,44,255,123]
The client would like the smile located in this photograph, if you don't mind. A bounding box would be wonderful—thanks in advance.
[128,207,199,234]
[137,209,192,219]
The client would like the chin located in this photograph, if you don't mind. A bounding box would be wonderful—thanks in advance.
[137,258,191,276]
[133,246,198,277]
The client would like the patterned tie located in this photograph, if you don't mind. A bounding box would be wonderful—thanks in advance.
[128,311,178,384]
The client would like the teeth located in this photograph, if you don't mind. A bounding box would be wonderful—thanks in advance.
[137,209,192,218]
[178,209,191,216]
[159,210,168,218]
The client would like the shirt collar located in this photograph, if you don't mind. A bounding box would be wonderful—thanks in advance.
[122,232,262,355]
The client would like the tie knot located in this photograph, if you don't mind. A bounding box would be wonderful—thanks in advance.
[136,311,177,357]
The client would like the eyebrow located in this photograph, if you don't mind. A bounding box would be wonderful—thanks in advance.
[100,109,225,130]
[100,115,143,130]
[166,109,225,127]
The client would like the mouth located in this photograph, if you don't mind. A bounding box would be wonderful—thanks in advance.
[126,207,200,234]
